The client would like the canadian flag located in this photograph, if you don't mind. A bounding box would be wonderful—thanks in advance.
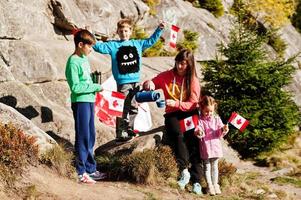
[95,90,125,123]
[179,115,199,133]
[169,25,180,48]
[107,91,125,117]
[228,112,249,131]
[95,92,115,127]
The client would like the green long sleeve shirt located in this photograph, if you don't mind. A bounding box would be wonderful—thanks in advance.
[65,54,101,103]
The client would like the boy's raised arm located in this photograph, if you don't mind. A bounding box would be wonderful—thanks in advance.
[141,21,165,50]
[93,41,112,54]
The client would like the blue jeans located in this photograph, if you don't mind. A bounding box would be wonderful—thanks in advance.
[71,102,96,175]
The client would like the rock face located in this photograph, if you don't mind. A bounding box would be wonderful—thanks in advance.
[0,0,301,152]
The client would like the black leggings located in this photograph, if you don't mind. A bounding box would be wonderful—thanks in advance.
[163,109,202,184]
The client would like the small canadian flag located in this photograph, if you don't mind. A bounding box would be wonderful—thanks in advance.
[179,115,199,133]
[228,112,249,131]
[169,25,180,48]
[107,91,126,117]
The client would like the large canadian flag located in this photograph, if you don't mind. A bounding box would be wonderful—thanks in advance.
[179,115,199,133]
[169,25,180,48]
[228,112,249,131]
[96,91,125,118]
[95,92,115,127]
[94,76,152,131]
[107,91,125,117]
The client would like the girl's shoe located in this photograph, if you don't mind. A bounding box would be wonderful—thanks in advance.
[214,184,221,194]
[79,173,96,184]
[192,183,203,195]
[208,185,216,196]
[177,169,190,190]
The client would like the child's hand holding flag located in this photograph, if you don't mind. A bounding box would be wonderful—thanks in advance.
[222,124,229,134]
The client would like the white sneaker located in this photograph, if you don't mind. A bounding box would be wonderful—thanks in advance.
[177,169,190,190]
[78,173,96,184]
[214,184,221,194]
[208,184,216,196]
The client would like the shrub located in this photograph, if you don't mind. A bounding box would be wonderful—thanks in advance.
[40,144,76,178]
[218,159,237,186]
[96,145,178,184]
[121,150,157,184]
[232,0,295,28]
[267,29,287,58]
[0,122,39,187]
[291,0,301,33]
[202,20,300,158]
[176,29,199,52]
[184,0,201,8]
[198,0,224,18]
[143,38,165,57]
[131,25,176,57]
[142,0,160,16]
[231,2,287,58]
[131,26,148,40]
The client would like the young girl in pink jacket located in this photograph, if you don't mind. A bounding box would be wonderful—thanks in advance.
[195,96,229,196]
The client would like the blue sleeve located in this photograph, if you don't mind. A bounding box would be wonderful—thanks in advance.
[93,41,112,54]
[140,27,163,50]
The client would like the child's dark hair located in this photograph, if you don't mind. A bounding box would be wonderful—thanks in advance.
[117,18,133,30]
[74,29,96,47]
[199,95,217,110]
[174,49,197,98]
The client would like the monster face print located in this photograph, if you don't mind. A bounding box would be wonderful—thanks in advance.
[116,46,140,74]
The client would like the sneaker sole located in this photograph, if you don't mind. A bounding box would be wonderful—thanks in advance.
[90,174,107,181]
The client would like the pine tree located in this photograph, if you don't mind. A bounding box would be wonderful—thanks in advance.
[202,21,300,158]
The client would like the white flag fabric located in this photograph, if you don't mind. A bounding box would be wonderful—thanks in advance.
[228,112,249,131]
[169,25,180,48]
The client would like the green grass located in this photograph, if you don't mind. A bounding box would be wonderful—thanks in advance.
[273,176,301,188]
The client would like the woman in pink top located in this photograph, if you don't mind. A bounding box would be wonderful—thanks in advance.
[143,49,202,195]
[195,96,229,196]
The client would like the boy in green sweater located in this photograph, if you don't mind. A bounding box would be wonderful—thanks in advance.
[65,29,105,184]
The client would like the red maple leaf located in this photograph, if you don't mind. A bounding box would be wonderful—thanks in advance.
[186,120,191,127]
[236,119,242,125]
[112,100,119,108]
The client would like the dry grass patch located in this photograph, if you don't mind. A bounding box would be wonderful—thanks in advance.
[96,145,178,184]
[40,144,76,179]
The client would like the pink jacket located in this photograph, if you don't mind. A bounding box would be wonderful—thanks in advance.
[196,114,226,160]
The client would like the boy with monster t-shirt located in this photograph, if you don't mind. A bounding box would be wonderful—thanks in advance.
[93,18,165,142]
